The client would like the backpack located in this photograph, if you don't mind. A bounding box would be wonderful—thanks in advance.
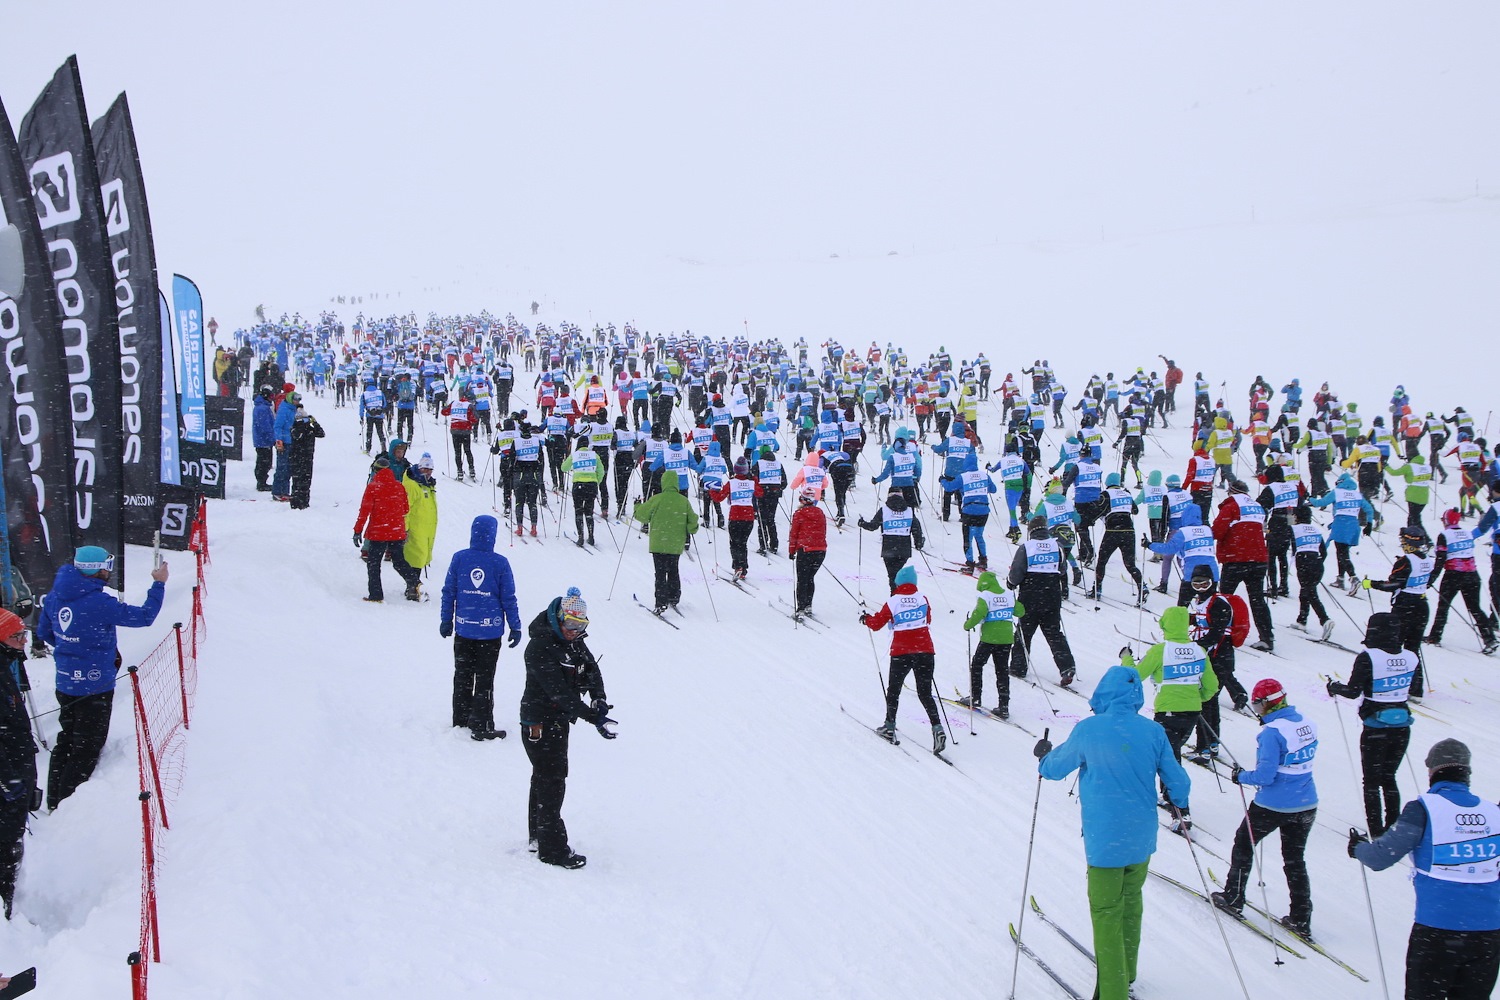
[1220,593,1251,647]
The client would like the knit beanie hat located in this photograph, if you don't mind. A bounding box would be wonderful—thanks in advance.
[417,453,435,470]
[1425,739,1471,773]
[0,609,24,640]
[559,587,588,628]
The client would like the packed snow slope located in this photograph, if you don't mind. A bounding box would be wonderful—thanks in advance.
[9,368,1498,999]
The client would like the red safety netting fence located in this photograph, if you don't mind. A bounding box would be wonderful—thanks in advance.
[129,498,210,1000]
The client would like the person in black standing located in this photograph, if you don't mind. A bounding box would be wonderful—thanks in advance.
[287,404,326,510]
[0,610,38,920]
[520,588,615,869]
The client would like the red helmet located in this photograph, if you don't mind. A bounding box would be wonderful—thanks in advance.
[1442,508,1461,528]
[1250,678,1286,707]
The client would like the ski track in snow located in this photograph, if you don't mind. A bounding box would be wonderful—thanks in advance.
[10,389,1493,1000]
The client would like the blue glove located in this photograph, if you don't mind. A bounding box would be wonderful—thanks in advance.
[1,779,27,803]
[439,620,453,639]
[507,630,522,648]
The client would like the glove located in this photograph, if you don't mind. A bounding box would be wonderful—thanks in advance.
[591,698,611,717]
[439,620,453,639]
[1230,765,1244,785]
[1118,645,1135,667]
[0,779,26,804]
[1325,678,1338,698]
[870,476,878,485]
[596,721,618,739]
[915,538,924,551]
[1032,737,1053,759]
[1348,827,1370,858]
[507,630,522,648]
[353,533,363,548]
[1361,577,1372,590]
[858,612,870,625]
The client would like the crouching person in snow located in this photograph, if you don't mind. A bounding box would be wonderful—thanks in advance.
[1035,665,1190,1000]
[520,588,614,869]
[439,515,522,741]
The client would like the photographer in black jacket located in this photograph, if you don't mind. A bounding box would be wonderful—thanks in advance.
[520,588,613,870]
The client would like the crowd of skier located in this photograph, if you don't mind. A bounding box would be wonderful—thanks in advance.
[213,307,1500,999]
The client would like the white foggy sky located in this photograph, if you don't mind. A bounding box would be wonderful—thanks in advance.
[2,2,1497,407]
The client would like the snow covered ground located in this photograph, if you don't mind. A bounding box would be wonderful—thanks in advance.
[6,371,1495,998]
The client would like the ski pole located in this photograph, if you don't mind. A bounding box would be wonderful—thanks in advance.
[965,631,975,737]
[1175,803,1255,1000]
[690,532,719,622]
[1006,727,1049,1000]
[1356,857,1394,1000]
[605,499,638,601]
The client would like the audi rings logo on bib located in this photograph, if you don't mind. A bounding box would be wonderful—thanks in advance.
[469,568,485,589]
[1455,814,1489,828]
[57,607,73,632]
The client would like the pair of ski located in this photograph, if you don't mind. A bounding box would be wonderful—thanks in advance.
[714,572,758,595]
[839,704,959,769]
[632,593,683,629]
[942,687,1038,738]
[1152,867,1371,978]
[771,596,826,630]
[1010,895,1140,1000]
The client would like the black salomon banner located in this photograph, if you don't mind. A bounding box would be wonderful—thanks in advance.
[0,97,73,595]
[18,56,125,581]
[92,93,162,548]
[154,482,200,552]
[177,438,225,501]
[204,395,245,461]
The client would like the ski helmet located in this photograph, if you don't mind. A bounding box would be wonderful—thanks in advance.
[1250,679,1287,713]
[1399,526,1431,554]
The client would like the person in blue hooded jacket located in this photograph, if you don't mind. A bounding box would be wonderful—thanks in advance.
[938,452,998,570]
[1036,665,1190,1000]
[251,385,276,491]
[1147,503,1218,603]
[440,516,523,740]
[1351,738,1500,1000]
[871,433,922,510]
[931,419,973,521]
[37,547,168,811]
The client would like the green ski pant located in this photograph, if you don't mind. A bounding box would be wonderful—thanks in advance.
[1088,860,1148,1000]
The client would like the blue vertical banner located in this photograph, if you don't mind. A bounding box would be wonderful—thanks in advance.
[158,290,179,484]
[173,273,205,443]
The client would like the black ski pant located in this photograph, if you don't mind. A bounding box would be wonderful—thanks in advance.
[396,408,414,441]
[545,438,566,488]
[523,719,572,863]
[1195,647,1245,750]
[613,459,634,514]
[1333,541,1357,581]
[1393,592,1430,658]
[652,552,684,609]
[883,652,940,728]
[1156,710,1198,794]
[883,554,907,591]
[364,539,420,600]
[365,415,387,451]
[1405,924,1500,1000]
[1220,561,1273,644]
[1295,553,1329,625]
[829,463,855,520]
[1360,725,1409,836]
[47,688,114,810]
[1094,531,1142,589]
[515,472,542,528]
[969,642,1020,709]
[1017,578,1076,680]
[1430,570,1494,644]
[793,549,824,611]
[572,482,598,543]
[1222,803,1315,926]
[453,636,501,733]
[1407,499,1426,527]
[1491,553,1500,627]
[0,793,28,917]
[254,446,273,489]
[756,490,783,552]
[593,449,612,511]
[289,452,317,509]
[1265,517,1292,594]
[728,518,754,571]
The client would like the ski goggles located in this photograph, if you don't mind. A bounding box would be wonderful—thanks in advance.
[74,550,115,575]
